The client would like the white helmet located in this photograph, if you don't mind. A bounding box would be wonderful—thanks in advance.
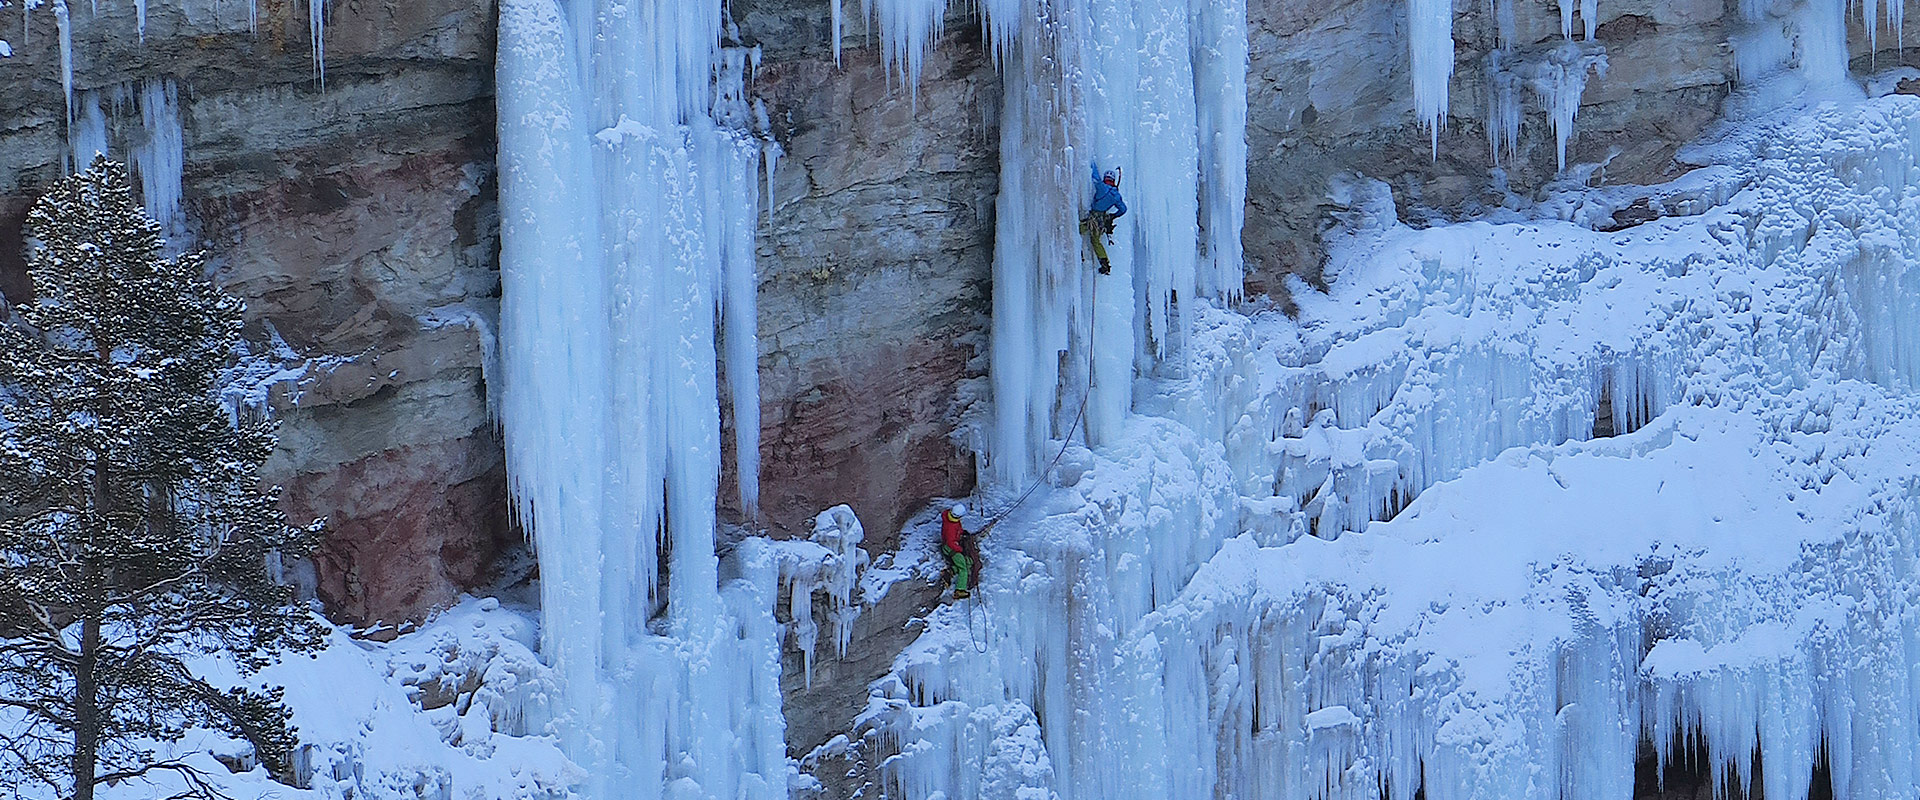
[950,503,968,518]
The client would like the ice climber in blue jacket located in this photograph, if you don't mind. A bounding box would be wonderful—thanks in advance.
[1083,164,1127,274]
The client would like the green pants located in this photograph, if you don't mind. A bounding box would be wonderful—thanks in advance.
[1082,212,1112,264]
[944,546,974,592]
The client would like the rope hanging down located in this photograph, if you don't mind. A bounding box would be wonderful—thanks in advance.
[974,254,1104,539]
[963,216,1109,656]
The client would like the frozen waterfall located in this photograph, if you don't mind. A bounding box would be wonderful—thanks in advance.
[852,85,1920,800]
[495,1,779,797]
[829,3,1920,800]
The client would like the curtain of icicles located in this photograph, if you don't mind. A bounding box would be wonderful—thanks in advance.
[840,0,1248,485]
[496,1,782,798]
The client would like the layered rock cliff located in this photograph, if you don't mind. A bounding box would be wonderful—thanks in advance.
[0,0,506,626]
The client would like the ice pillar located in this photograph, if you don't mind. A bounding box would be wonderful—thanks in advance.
[496,0,777,797]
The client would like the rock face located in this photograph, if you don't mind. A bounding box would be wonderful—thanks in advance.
[1243,0,1736,291]
[737,2,998,547]
[0,0,506,625]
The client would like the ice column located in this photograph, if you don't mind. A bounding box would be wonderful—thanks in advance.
[865,0,1246,480]
[1408,0,1452,155]
[496,1,777,798]
[982,0,1095,483]
[1192,0,1247,301]
[132,78,184,233]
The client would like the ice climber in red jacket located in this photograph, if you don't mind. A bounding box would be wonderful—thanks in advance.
[942,503,976,599]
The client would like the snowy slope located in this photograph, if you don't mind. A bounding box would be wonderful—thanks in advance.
[850,95,1920,800]
[2,598,580,800]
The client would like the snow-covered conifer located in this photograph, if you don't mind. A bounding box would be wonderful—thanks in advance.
[0,158,324,800]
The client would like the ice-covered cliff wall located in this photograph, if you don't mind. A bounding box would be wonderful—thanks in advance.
[826,0,1920,793]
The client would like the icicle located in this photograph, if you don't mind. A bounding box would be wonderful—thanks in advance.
[831,0,843,65]
[1525,42,1606,170]
[1409,0,1454,156]
[133,0,143,39]
[1863,0,1880,53]
[1490,0,1516,49]
[1580,0,1596,40]
[1486,50,1521,166]
[54,0,70,134]
[865,0,950,90]
[309,0,326,86]
[132,79,184,234]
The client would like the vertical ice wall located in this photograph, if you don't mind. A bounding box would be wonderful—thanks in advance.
[858,0,1247,483]
[496,1,778,798]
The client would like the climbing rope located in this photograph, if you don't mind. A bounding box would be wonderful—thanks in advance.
[966,591,989,654]
[956,214,1107,660]
[972,256,1103,540]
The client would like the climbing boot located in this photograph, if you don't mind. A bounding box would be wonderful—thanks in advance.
[1098,259,1112,275]
[954,588,971,599]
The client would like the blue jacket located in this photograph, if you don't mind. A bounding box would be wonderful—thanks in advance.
[1090,164,1127,218]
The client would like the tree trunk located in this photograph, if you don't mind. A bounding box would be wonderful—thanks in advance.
[74,453,107,800]
[71,605,100,800]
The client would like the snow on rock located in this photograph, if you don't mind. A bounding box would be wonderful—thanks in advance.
[846,94,1920,800]
[772,505,872,686]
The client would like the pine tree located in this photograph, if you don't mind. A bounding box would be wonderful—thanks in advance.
[0,159,325,800]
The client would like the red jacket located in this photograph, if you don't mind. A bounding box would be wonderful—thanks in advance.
[941,510,964,552]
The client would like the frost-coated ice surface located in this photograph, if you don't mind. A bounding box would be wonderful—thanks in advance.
[853,96,1920,800]
[494,1,780,798]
